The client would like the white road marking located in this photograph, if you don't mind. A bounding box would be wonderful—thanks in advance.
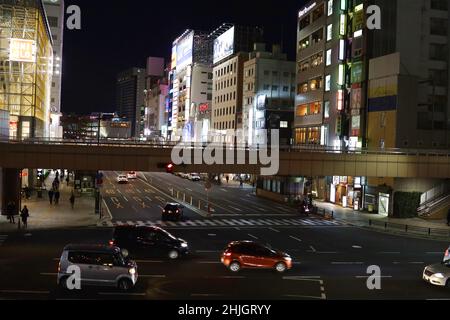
[248,234,259,240]
[352,245,363,249]
[99,292,146,297]
[332,262,364,265]
[229,206,243,212]
[102,199,113,220]
[0,290,50,295]
[309,246,317,253]
[355,276,393,279]
[289,236,303,243]
[186,188,193,192]
[123,196,129,202]
[269,228,280,233]
[145,196,153,202]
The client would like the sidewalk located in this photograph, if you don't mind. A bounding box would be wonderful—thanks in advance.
[315,201,450,239]
[0,172,103,232]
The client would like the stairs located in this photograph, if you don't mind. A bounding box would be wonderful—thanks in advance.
[418,182,450,220]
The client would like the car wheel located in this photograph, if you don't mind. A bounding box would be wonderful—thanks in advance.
[118,278,133,291]
[229,261,241,273]
[168,250,179,260]
[58,276,69,290]
[275,262,287,273]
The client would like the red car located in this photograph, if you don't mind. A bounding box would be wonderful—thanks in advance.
[221,241,293,273]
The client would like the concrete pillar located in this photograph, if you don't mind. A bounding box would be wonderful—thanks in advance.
[1,168,21,217]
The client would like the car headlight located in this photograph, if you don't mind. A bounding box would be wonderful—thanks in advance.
[284,257,292,262]
[129,268,136,275]
[433,273,445,279]
[181,243,188,248]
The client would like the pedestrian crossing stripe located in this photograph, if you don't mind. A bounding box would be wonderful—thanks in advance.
[99,219,346,228]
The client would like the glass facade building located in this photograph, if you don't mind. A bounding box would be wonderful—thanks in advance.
[0,0,53,139]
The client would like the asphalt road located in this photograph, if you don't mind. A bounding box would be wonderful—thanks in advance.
[0,225,449,300]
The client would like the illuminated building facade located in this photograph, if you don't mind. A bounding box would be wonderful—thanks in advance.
[0,0,54,139]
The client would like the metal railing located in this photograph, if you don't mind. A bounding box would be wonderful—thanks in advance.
[368,219,450,238]
[2,137,450,157]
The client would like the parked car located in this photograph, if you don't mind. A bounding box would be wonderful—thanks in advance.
[110,226,189,260]
[127,171,137,180]
[188,173,201,181]
[117,175,129,184]
[57,244,138,291]
[179,173,189,179]
[221,241,293,273]
[423,260,450,288]
[162,203,185,221]
[445,246,450,263]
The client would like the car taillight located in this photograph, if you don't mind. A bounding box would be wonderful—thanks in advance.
[58,262,61,273]
[224,252,232,257]
[109,240,114,246]
[446,249,449,257]
[176,210,180,213]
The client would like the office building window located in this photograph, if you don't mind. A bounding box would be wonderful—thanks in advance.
[327,24,333,41]
[430,18,448,36]
[326,49,332,66]
[325,75,331,91]
[328,0,333,16]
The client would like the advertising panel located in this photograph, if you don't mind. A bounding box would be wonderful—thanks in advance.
[9,38,36,63]
[171,45,177,70]
[214,27,235,64]
[176,32,194,71]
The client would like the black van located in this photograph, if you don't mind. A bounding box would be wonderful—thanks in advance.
[110,226,189,260]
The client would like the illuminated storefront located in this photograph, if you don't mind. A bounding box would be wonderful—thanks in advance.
[330,176,365,211]
[0,0,53,139]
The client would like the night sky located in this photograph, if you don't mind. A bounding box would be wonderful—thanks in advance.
[62,0,306,115]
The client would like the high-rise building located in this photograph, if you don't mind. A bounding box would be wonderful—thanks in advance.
[293,0,450,214]
[43,0,64,139]
[116,67,146,137]
[0,0,54,139]
[211,24,264,143]
[169,30,214,142]
[243,43,296,146]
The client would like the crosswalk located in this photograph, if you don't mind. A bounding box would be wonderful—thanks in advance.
[0,235,7,247]
[99,218,346,228]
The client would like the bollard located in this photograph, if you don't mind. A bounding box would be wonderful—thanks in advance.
[183,194,186,202]
[405,225,408,233]
[428,228,431,236]
[369,220,372,227]
[198,201,201,210]
[385,222,388,230]
[190,197,193,206]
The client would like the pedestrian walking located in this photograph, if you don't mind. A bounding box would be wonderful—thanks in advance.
[240,179,244,188]
[447,208,450,227]
[70,193,75,210]
[20,206,29,229]
[6,201,15,224]
[66,176,70,186]
[226,175,230,184]
[48,190,54,205]
[55,191,61,205]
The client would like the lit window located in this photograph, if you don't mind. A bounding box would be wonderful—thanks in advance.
[340,14,346,36]
[327,24,333,41]
[339,39,346,60]
[337,90,344,110]
[354,29,363,38]
[324,101,330,118]
[341,0,347,10]
[328,0,333,16]
[326,49,332,66]
[280,121,288,128]
[325,75,331,91]
[338,64,345,85]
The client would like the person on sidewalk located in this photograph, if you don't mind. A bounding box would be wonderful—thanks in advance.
[55,191,61,205]
[226,175,230,184]
[70,193,75,210]
[48,190,54,205]
[66,176,70,186]
[20,206,29,229]
[6,201,15,224]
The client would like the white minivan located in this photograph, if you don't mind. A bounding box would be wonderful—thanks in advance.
[57,244,138,291]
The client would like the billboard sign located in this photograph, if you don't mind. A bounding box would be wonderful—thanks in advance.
[176,32,194,71]
[9,39,36,63]
[171,45,177,70]
[214,27,235,64]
